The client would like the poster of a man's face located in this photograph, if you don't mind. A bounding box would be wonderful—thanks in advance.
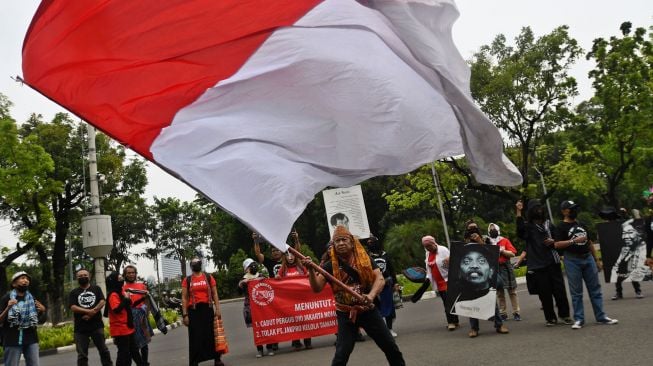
[445,243,499,320]
[598,219,652,283]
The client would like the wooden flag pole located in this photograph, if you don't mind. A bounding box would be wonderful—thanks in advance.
[287,246,366,303]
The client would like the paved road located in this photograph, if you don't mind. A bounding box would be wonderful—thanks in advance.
[37,280,652,366]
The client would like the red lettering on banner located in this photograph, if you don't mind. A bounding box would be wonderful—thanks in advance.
[248,277,338,345]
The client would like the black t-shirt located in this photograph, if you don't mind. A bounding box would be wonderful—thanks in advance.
[0,292,40,346]
[262,258,282,278]
[321,254,379,306]
[516,217,559,270]
[68,285,105,333]
[369,251,397,285]
[555,221,592,255]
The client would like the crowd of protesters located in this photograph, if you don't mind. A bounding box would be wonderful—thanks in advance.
[1,195,652,366]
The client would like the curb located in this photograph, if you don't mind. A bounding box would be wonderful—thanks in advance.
[36,320,183,358]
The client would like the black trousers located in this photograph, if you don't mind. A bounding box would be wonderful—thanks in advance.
[333,309,405,366]
[437,290,459,325]
[615,278,641,295]
[113,333,144,366]
[74,328,112,366]
[532,263,570,321]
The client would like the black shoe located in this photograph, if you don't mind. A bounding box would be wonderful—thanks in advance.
[354,332,365,342]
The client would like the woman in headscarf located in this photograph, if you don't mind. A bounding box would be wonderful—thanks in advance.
[105,271,144,366]
[181,257,225,366]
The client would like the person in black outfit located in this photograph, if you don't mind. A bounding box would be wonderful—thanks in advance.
[515,199,572,326]
[304,225,405,366]
[366,235,400,337]
[69,268,112,366]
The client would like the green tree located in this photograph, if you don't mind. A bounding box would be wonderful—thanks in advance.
[0,96,56,293]
[4,111,142,323]
[570,22,653,207]
[151,197,208,278]
[469,26,583,191]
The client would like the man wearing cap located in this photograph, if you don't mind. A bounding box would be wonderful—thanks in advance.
[304,225,405,366]
[553,200,618,329]
[0,271,47,366]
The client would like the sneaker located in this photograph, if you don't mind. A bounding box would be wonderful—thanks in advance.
[256,350,264,358]
[500,313,508,321]
[571,321,583,329]
[545,320,557,327]
[562,317,574,325]
[611,293,622,300]
[468,329,478,338]
[267,351,275,356]
[513,313,521,321]
[636,292,644,299]
[496,325,509,334]
[389,330,398,338]
[597,317,618,325]
[447,323,457,331]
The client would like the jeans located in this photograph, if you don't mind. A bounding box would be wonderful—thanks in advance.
[75,328,113,366]
[564,254,607,323]
[3,343,40,366]
[532,263,570,322]
[332,309,405,366]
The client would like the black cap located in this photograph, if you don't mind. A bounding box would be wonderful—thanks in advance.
[560,200,579,210]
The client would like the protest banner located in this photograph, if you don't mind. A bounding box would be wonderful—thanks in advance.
[249,276,337,345]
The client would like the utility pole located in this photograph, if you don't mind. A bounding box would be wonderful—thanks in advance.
[81,125,113,296]
[430,162,451,246]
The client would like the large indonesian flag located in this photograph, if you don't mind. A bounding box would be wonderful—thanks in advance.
[22,0,521,249]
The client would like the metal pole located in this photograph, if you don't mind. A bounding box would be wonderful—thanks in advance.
[534,166,554,224]
[87,125,107,296]
[430,163,451,246]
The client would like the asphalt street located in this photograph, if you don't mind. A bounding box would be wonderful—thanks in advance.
[36,280,652,366]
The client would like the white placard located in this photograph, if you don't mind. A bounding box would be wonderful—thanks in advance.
[322,185,370,239]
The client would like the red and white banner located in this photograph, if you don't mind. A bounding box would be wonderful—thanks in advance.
[248,277,337,345]
[22,0,522,249]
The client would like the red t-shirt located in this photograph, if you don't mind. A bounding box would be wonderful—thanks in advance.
[108,292,134,337]
[123,282,147,307]
[428,251,447,292]
[182,273,216,307]
[496,237,517,264]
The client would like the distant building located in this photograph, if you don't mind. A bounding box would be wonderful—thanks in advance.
[158,248,209,282]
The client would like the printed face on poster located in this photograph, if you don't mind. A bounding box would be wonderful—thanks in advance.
[597,220,652,283]
[322,185,371,239]
[445,242,499,320]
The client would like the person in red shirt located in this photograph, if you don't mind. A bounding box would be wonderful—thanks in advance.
[488,223,521,321]
[104,272,144,366]
[181,258,224,366]
[122,265,153,365]
[422,235,459,330]
[276,251,312,350]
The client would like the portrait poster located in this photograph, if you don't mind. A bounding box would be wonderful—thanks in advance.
[597,220,652,283]
[322,185,371,239]
[445,242,500,320]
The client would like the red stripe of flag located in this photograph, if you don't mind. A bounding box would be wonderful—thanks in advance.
[22,0,322,159]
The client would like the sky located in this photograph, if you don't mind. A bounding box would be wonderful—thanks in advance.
[1,0,652,279]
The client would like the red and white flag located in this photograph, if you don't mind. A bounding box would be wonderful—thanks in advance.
[22,0,521,249]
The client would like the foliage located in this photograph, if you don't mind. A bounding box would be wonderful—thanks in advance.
[151,197,208,278]
[470,26,583,190]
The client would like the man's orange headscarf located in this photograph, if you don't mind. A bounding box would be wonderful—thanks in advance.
[329,226,375,292]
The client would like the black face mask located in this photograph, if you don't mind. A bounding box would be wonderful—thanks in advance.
[465,227,481,238]
[78,277,90,286]
[191,263,202,272]
[16,285,28,292]
[568,209,578,219]
[248,265,258,274]
[489,230,499,238]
